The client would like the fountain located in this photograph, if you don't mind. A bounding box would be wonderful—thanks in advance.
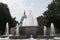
[16,24,19,36]
[2,22,12,39]
[22,10,38,26]
[50,23,55,36]
[30,35,33,39]
[6,22,9,36]
[29,35,37,40]
[0,22,10,40]
[44,26,46,36]
[2,11,59,40]
[18,10,38,39]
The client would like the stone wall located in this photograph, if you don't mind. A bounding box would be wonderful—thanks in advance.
[19,26,44,35]
[10,26,52,36]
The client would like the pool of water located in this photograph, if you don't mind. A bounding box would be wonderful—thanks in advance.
[0,38,60,40]
[0,36,60,40]
[0,39,58,40]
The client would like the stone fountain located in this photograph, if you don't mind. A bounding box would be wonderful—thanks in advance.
[6,22,9,36]
[16,24,19,36]
[50,23,55,36]
[22,11,38,26]
[44,26,46,36]
[1,10,59,39]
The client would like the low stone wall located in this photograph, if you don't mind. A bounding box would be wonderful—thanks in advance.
[10,26,52,36]
[19,26,44,35]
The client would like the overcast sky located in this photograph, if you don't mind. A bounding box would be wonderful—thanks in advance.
[0,0,52,22]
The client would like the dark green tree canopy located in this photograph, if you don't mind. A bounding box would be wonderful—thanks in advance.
[37,0,60,32]
[44,0,60,28]
[0,3,17,35]
[37,16,46,26]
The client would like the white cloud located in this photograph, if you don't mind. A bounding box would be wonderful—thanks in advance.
[0,0,28,22]
[0,0,52,22]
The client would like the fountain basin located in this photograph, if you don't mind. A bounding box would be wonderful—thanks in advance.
[9,35,29,39]
[0,35,60,39]
[19,26,44,35]
[34,35,55,39]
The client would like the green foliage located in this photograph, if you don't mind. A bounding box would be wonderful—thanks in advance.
[37,16,46,26]
[44,0,60,28]
[54,0,60,7]
[37,0,60,32]
[0,3,17,35]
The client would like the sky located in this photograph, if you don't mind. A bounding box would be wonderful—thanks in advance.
[0,0,52,22]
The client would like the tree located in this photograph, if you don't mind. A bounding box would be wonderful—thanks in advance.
[37,0,60,33]
[44,0,60,27]
[0,3,17,35]
[43,0,60,33]
[37,16,46,26]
